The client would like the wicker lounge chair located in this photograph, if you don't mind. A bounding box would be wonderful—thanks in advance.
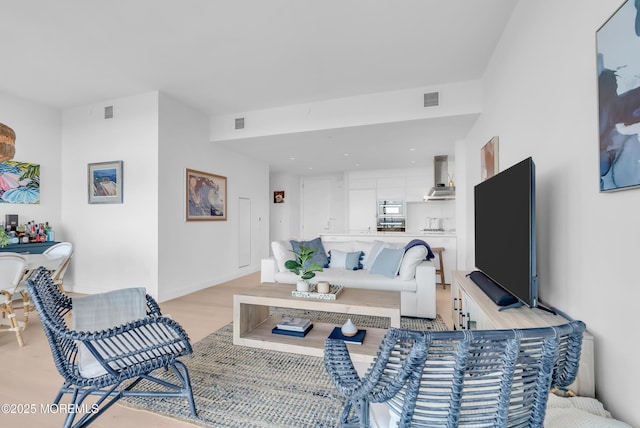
[325,320,585,428]
[27,266,197,428]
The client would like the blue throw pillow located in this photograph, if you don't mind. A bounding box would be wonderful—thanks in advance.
[369,247,405,278]
[290,237,329,268]
[329,250,363,270]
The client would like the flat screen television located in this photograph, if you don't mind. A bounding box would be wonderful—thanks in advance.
[474,157,538,308]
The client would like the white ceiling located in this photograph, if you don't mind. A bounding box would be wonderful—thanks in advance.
[0,0,516,175]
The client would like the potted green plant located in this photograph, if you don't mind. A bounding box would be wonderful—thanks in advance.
[284,245,324,292]
[0,228,9,248]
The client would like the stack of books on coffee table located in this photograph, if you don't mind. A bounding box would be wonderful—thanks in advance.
[272,317,314,337]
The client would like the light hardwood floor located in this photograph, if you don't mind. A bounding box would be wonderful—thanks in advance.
[0,272,452,427]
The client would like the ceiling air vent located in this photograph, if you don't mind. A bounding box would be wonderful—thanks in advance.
[104,105,114,119]
[235,117,245,130]
[424,92,439,107]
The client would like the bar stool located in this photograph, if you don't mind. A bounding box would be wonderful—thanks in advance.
[431,247,447,288]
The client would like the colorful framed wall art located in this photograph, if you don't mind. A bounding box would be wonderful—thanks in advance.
[88,160,123,204]
[186,168,227,221]
[0,161,40,204]
[597,0,640,192]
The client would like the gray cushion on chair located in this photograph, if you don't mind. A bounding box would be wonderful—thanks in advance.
[73,287,146,378]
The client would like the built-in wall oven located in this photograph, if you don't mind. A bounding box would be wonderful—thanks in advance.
[377,200,405,232]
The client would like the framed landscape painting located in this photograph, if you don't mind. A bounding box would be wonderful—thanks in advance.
[186,168,227,221]
[597,0,640,192]
[88,160,123,204]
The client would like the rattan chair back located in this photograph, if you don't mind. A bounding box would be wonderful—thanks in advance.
[325,320,586,428]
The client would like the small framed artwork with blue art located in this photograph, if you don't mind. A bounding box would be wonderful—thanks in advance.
[88,160,123,204]
[597,0,640,192]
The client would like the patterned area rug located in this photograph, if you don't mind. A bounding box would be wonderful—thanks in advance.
[120,310,448,428]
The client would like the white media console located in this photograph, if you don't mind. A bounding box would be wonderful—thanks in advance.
[451,271,595,397]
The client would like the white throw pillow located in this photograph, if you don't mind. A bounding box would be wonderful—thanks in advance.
[354,241,375,267]
[322,241,354,255]
[271,240,292,272]
[399,246,428,280]
[363,240,387,270]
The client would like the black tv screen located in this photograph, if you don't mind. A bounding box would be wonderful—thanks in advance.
[474,157,538,308]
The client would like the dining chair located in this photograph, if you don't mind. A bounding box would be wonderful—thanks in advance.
[43,241,73,292]
[0,253,28,346]
[325,321,586,428]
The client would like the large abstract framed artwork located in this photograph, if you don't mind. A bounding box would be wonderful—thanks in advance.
[597,0,640,192]
[88,161,123,204]
[186,168,227,221]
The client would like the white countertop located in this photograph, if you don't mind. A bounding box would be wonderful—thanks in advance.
[321,231,457,238]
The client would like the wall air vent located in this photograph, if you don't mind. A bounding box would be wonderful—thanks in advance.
[104,105,114,119]
[424,92,439,107]
[235,117,245,130]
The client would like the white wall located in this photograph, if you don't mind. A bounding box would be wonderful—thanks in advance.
[463,1,636,424]
[158,93,270,301]
[61,92,160,295]
[0,93,62,232]
[270,172,301,243]
[211,80,482,141]
[3,90,270,302]
[61,91,271,299]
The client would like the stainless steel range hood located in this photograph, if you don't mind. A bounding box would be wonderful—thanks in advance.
[424,155,455,201]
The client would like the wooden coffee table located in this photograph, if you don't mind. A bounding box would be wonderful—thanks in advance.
[233,283,401,362]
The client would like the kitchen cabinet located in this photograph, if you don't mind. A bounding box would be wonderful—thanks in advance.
[348,189,377,233]
[405,174,430,202]
[451,271,595,397]
[376,177,405,201]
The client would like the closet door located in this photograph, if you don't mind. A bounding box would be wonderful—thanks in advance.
[238,197,251,267]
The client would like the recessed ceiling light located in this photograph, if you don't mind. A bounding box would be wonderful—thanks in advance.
[343,153,349,157]
[289,157,296,160]
[409,148,416,151]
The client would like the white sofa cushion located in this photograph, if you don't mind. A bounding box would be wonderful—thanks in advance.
[273,269,418,292]
[354,241,376,267]
[271,240,292,272]
[399,245,428,280]
[363,240,387,270]
[322,241,355,255]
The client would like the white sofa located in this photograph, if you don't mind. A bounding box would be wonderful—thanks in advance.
[260,237,437,319]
